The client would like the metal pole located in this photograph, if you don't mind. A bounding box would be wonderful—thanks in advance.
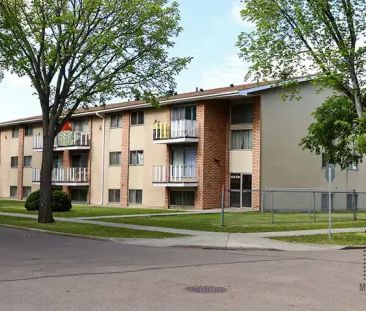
[328,179,332,241]
[270,190,274,224]
[313,191,316,223]
[353,189,357,221]
[221,185,225,227]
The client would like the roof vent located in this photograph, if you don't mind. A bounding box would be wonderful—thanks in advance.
[166,90,175,96]
[199,88,204,92]
[230,84,234,87]
[195,87,199,92]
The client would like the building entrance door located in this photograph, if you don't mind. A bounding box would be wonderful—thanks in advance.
[230,173,252,208]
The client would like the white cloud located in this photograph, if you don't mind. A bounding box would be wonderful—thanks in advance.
[230,1,255,28]
[199,53,250,89]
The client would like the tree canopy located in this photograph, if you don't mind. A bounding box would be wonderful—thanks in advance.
[0,0,190,223]
[237,0,366,168]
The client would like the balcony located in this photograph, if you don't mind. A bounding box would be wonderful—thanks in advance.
[33,131,91,151]
[32,167,89,186]
[153,120,199,144]
[152,165,197,187]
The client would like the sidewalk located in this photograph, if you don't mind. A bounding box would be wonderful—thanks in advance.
[1,211,363,251]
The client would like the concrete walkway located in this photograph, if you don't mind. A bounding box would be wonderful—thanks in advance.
[1,211,364,251]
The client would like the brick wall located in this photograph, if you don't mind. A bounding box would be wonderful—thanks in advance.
[252,99,261,210]
[62,150,71,194]
[196,101,230,209]
[120,112,130,206]
[16,127,25,199]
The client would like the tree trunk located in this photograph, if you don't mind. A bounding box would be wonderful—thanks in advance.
[38,134,55,223]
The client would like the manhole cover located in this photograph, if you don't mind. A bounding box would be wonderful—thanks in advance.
[185,286,227,294]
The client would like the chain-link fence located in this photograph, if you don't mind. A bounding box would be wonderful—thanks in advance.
[225,188,366,227]
[260,189,366,224]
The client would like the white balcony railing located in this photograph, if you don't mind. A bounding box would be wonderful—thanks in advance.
[153,120,198,140]
[33,131,90,150]
[32,167,89,184]
[152,165,197,183]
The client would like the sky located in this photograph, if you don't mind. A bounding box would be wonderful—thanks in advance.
[0,0,254,122]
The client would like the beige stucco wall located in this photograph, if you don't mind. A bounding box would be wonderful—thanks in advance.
[142,107,167,208]
[260,82,366,192]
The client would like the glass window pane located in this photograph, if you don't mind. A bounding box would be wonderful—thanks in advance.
[231,104,253,124]
[242,175,252,190]
[230,174,241,190]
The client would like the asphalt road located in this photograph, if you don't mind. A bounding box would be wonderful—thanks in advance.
[0,227,365,311]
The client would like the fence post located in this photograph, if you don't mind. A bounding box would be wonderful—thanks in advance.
[260,189,264,213]
[270,190,274,224]
[353,189,357,221]
[221,185,225,227]
[313,191,316,223]
[308,189,311,217]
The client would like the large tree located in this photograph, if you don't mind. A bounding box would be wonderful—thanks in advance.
[237,0,366,168]
[0,0,190,223]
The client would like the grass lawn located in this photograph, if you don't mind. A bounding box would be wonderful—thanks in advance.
[271,232,366,246]
[96,212,366,233]
[0,215,183,239]
[0,200,180,218]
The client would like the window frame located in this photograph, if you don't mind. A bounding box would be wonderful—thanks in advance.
[230,129,253,150]
[12,127,19,138]
[24,156,32,168]
[131,111,144,126]
[11,156,18,168]
[109,151,121,166]
[129,150,144,166]
[24,126,33,137]
[110,114,122,128]
[23,187,32,198]
[108,189,121,203]
[10,186,17,197]
[129,189,142,204]
[230,104,253,124]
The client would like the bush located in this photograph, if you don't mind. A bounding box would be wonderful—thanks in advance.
[25,190,72,212]
[25,190,40,211]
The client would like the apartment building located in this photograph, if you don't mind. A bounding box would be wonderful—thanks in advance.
[1,80,365,210]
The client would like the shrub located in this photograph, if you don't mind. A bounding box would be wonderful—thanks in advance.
[52,190,72,212]
[25,190,40,211]
[25,190,72,212]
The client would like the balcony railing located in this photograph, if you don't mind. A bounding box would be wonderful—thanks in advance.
[32,167,89,184]
[153,120,198,141]
[33,131,90,150]
[152,165,197,184]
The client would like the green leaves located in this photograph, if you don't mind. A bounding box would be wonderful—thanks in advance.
[300,95,362,169]
[0,0,191,130]
[238,0,366,168]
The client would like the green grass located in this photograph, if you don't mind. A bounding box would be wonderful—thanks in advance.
[272,232,366,246]
[0,200,180,218]
[96,211,366,233]
[0,215,183,239]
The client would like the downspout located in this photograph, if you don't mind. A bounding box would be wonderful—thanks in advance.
[96,112,105,205]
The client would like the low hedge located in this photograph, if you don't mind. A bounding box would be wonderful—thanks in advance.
[25,190,72,212]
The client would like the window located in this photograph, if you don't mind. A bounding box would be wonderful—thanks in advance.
[73,119,88,132]
[12,127,19,138]
[129,150,144,165]
[129,189,142,204]
[10,186,17,197]
[25,126,33,136]
[231,130,252,149]
[348,163,358,170]
[321,193,334,211]
[109,152,121,166]
[11,156,18,168]
[110,114,122,128]
[24,156,32,167]
[71,188,88,202]
[109,189,120,203]
[347,193,358,211]
[172,106,196,121]
[72,154,88,168]
[131,111,144,125]
[231,104,252,124]
[170,191,195,207]
[23,187,31,198]
[53,155,62,168]
[321,153,328,168]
